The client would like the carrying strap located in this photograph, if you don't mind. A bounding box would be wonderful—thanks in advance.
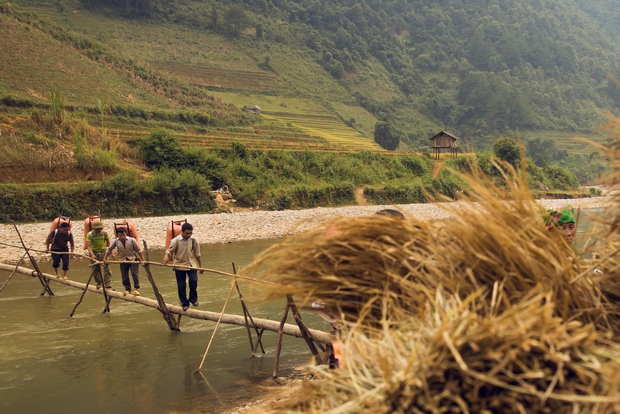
[50,229,71,246]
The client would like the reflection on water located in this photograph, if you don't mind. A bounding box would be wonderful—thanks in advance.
[0,238,329,414]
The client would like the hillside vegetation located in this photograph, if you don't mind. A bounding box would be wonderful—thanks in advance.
[0,0,614,220]
[71,0,620,148]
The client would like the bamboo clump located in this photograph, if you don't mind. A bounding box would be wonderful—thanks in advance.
[244,114,620,412]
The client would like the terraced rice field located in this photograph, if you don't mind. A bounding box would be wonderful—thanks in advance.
[528,131,611,156]
[149,63,283,92]
[100,119,373,152]
[261,112,380,151]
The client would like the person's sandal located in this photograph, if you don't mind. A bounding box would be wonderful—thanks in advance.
[133,290,140,296]
[182,305,189,311]
[123,291,130,296]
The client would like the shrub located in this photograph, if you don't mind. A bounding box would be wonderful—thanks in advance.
[401,155,430,176]
[544,164,579,190]
[364,183,428,204]
[184,146,226,189]
[493,137,521,168]
[138,130,185,168]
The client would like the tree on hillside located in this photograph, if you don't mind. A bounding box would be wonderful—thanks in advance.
[209,3,219,31]
[374,121,399,151]
[493,137,521,168]
[224,5,251,37]
[526,137,568,167]
[331,60,345,79]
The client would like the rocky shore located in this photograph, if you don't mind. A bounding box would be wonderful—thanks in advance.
[0,197,609,265]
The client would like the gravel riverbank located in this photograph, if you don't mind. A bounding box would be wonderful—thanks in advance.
[0,197,609,265]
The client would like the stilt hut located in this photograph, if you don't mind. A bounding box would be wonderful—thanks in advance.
[429,131,459,159]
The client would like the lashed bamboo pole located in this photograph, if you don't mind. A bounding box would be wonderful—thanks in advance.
[0,241,91,259]
[0,241,274,284]
[233,262,265,355]
[0,263,333,344]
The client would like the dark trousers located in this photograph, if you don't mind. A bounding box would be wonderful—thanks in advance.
[175,269,198,307]
[51,247,69,270]
[93,251,112,288]
[120,262,140,291]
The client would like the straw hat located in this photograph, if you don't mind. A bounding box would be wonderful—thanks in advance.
[93,221,104,229]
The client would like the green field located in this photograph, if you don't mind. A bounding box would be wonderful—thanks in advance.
[523,130,612,156]
[0,13,169,109]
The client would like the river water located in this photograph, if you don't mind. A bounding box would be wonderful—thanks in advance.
[0,238,329,414]
[0,209,604,413]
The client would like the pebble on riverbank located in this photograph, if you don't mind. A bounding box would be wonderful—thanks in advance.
[0,197,609,265]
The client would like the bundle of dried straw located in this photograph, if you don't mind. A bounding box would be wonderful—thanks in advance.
[245,115,620,412]
[280,288,620,413]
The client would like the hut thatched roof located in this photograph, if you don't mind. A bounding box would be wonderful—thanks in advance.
[428,130,459,141]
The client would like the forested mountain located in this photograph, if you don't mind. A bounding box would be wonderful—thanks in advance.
[14,0,620,149]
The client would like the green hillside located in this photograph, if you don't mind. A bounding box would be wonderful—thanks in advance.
[9,0,620,152]
[0,0,613,222]
[0,0,614,220]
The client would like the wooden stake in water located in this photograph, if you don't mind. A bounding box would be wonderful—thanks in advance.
[232,262,265,355]
[0,252,27,294]
[142,241,179,331]
[287,295,325,362]
[233,262,255,354]
[197,278,237,372]
[99,266,111,313]
[13,223,53,296]
[272,301,291,379]
[69,267,96,317]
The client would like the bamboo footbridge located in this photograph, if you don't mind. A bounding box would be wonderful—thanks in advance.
[0,224,333,378]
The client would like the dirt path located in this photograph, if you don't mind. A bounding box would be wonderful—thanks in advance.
[432,161,445,178]
[355,187,369,206]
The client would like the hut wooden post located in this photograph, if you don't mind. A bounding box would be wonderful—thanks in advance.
[232,262,265,356]
[286,295,325,363]
[142,241,180,331]
[0,252,27,294]
[13,223,54,296]
[69,266,96,317]
[272,301,291,379]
